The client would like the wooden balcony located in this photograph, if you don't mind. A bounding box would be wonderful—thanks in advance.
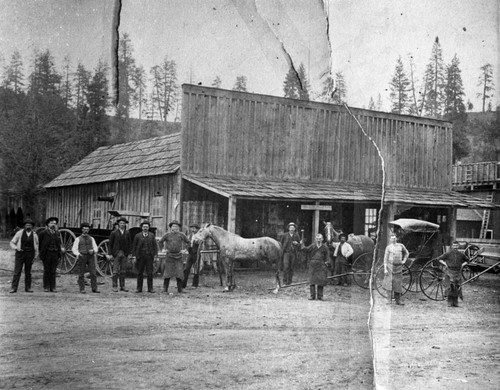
[453,161,500,190]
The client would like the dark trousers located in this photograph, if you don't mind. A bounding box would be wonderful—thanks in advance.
[309,285,324,300]
[136,254,154,292]
[282,252,296,285]
[164,278,183,293]
[12,251,35,291]
[333,256,350,286]
[42,251,59,291]
[112,250,128,288]
[183,255,199,288]
[78,254,97,291]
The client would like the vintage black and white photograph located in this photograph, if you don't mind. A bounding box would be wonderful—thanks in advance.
[0,1,499,389]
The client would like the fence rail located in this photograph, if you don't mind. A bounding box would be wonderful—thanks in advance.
[453,162,500,187]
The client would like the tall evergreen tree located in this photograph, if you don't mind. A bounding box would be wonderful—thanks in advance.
[368,97,376,110]
[85,60,110,151]
[3,51,24,93]
[61,55,72,108]
[297,63,310,100]
[149,58,179,121]
[477,63,494,112]
[444,54,465,116]
[116,33,137,119]
[29,50,61,97]
[389,56,411,114]
[283,67,299,99]
[421,37,445,118]
[132,65,148,119]
[407,54,420,115]
[333,72,347,104]
[233,75,248,92]
[73,62,91,111]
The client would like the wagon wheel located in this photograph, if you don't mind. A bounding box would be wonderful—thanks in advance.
[58,229,77,274]
[419,259,446,301]
[374,264,412,299]
[464,244,480,261]
[351,252,373,289]
[96,239,113,277]
[461,264,480,283]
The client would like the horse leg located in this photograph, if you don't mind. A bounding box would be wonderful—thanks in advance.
[222,257,232,292]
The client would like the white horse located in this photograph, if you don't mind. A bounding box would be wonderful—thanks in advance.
[191,223,282,292]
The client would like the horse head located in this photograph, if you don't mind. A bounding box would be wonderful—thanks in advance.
[323,222,343,244]
[191,223,212,245]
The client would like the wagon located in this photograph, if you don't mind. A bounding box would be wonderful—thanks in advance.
[38,211,159,277]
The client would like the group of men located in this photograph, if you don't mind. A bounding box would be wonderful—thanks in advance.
[9,217,202,295]
[9,217,468,306]
[278,222,354,300]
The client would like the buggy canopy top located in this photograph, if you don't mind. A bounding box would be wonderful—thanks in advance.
[389,218,440,233]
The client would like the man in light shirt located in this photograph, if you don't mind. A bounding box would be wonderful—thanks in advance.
[72,222,99,294]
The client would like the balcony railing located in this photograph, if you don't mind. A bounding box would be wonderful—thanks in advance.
[453,161,500,187]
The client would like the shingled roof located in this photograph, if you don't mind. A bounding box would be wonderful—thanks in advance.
[45,133,180,188]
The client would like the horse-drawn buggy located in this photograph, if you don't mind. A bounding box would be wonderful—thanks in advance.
[38,210,158,277]
[372,218,500,301]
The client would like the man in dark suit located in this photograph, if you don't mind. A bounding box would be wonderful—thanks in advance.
[109,217,132,292]
[182,223,201,289]
[38,217,65,292]
[132,221,158,293]
[279,222,301,285]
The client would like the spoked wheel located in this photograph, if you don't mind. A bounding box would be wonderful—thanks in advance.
[461,264,480,283]
[96,239,113,277]
[374,264,412,298]
[58,229,77,274]
[464,245,481,261]
[351,253,373,289]
[419,259,446,301]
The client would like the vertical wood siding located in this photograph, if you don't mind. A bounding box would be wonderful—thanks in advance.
[45,174,179,236]
[181,85,453,190]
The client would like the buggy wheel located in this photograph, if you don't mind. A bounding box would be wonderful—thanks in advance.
[464,245,480,261]
[58,229,77,274]
[374,264,412,298]
[351,253,373,289]
[419,259,446,301]
[96,239,113,276]
[461,264,479,283]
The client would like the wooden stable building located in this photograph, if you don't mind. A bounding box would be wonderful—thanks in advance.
[44,84,493,245]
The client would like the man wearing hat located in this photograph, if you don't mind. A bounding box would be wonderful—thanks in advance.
[9,218,39,293]
[72,223,99,294]
[132,221,158,293]
[158,220,190,294]
[108,217,132,292]
[301,233,329,300]
[38,217,65,292]
[332,232,354,286]
[279,222,301,285]
[183,223,201,289]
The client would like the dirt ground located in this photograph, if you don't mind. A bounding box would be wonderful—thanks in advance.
[0,239,498,390]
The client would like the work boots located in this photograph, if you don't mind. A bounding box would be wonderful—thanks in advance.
[119,276,128,292]
[163,278,170,293]
[309,285,316,300]
[112,275,119,292]
[395,292,404,305]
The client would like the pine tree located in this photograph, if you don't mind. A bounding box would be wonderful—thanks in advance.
[443,54,465,116]
[477,63,494,112]
[132,65,148,119]
[61,55,72,108]
[29,50,61,97]
[73,62,91,111]
[368,97,376,110]
[333,72,347,104]
[3,51,24,93]
[116,33,137,119]
[421,37,445,118]
[283,67,299,99]
[149,57,179,121]
[389,56,411,114]
[407,54,420,115]
[233,76,248,92]
[212,76,222,88]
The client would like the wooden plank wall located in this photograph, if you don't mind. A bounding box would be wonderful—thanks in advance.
[181,84,453,190]
[45,174,179,237]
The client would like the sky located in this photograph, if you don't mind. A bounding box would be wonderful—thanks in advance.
[0,0,498,113]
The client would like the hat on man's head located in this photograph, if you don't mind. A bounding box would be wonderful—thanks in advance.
[140,221,151,227]
[80,222,91,229]
[45,217,59,225]
[169,220,182,228]
[339,233,348,240]
[189,223,200,229]
[287,222,297,229]
[23,218,35,226]
[116,217,129,224]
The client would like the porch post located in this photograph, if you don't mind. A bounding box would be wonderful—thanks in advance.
[227,196,237,234]
[449,207,457,241]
